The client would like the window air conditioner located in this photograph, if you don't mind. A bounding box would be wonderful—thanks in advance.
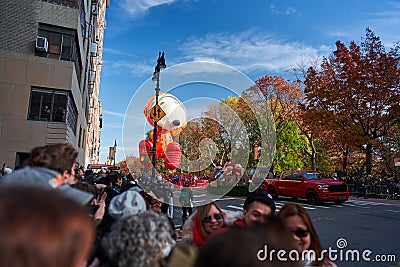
[90,42,98,55]
[36,36,48,52]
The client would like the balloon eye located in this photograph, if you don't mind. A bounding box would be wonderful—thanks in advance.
[173,120,180,126]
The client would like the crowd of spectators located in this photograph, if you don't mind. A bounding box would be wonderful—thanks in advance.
[1,143,383,267]
[342,175,400,199]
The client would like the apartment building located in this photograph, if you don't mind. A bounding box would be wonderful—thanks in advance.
[0,0,109,169]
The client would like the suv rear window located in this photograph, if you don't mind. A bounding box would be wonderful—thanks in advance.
[301,171,322,180]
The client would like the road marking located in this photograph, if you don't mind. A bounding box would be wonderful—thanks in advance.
[226,205,243,210]
[313,205,329,209]
[386,209,400,213]
[347,200,362,204]
[348,199,394,206]
[343,203,357,207]
[218,199,398,213]
[273,201,319,210]
[350,201,370,205]
[193,194,208,198]
[375,202,394,206]
[218,198,239,201]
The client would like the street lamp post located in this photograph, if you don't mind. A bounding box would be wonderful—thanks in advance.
[151,52,166,183]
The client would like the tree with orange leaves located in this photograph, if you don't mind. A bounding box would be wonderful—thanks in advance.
[304,28,400,176]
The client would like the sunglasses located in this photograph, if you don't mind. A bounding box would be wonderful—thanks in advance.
[203,213,223,223]
[293,229,309,238]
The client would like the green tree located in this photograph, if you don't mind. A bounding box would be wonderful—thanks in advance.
[273,121,311,173]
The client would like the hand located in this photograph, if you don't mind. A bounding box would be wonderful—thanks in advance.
[94,192,107,220]
[99,191,107,202]
[95,184,107,190]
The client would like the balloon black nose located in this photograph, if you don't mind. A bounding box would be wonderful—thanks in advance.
[173,120,180,126]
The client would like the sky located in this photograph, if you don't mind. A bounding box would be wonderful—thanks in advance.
[98,0,400,164]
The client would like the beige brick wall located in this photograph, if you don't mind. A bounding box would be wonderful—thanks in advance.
[0,0,37,54]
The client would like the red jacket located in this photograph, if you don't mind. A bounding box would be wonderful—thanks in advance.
[192,215,228,248]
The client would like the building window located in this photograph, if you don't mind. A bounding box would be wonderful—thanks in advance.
[81,8,86,38]
[78,126,82,147]
[66,94,78,133]
[15,152,30,170]
[28,87,78,133]
[36,24,82,84]
[83,129,86,148]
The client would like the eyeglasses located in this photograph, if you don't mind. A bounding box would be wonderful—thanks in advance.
[203,213,223,223]
[293,229,309,238]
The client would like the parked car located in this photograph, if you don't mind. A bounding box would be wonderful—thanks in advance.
[262,170,349,205]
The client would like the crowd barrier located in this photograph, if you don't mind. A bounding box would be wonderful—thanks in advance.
[347,184,399,199]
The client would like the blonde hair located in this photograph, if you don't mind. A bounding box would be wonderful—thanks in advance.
[196,202,224,236]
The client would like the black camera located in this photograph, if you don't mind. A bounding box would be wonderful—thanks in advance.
[88,204,99,215]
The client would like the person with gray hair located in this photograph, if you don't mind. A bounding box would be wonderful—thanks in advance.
[103,210,175,267]
[107,188,147,220]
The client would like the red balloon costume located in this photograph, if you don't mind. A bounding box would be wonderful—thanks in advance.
[139,93,187,170]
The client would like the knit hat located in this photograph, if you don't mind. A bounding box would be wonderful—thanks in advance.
[243,190,276,215]
[108,188,147,220]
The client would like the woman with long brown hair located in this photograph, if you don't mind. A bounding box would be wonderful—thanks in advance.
[278,203,336,267]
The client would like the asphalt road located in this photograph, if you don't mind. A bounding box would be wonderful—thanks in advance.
[171,189,400,267]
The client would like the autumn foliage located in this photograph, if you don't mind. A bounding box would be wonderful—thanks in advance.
[304,28,400,176]
[131,29,399,179]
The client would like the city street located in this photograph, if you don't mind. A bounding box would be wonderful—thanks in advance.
[173,191,400,267]
[1,1,399,267]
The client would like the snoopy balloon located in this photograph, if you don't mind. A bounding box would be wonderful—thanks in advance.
[139,93,187,170]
